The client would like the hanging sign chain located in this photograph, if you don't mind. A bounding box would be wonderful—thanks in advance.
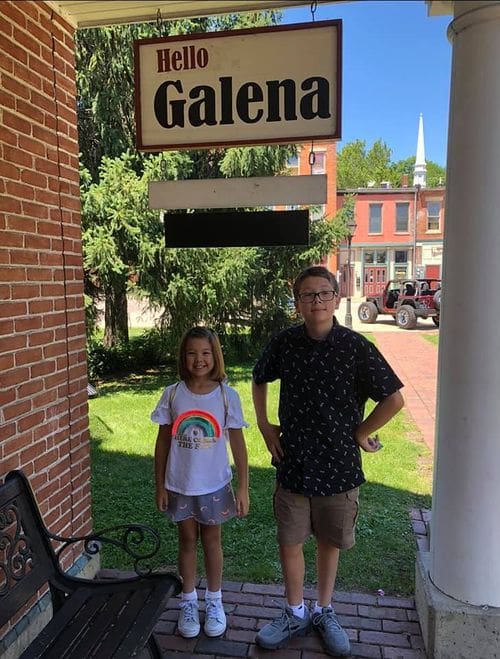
[309,0,318,173]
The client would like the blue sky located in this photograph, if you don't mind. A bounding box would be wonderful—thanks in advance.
[282,1,452,166]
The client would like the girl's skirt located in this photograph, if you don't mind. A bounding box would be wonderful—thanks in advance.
[165,482,237,525]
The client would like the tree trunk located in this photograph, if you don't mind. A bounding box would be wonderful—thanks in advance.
[104,284,129,347]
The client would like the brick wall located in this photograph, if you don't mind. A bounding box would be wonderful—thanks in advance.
[0,0,92,640]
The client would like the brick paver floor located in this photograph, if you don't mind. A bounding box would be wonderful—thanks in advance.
[151,580,426,659]
[133,330,438,658]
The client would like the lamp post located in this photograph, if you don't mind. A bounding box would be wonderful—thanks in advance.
[344,216,357,329]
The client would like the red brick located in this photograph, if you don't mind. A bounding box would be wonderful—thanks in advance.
[0,230,23,247]
[2,73,30,99]
[0,299,27,316]
[1,2,28,28]
[15,315,42,331]
[18,410,45,433]
[15,347,43,366]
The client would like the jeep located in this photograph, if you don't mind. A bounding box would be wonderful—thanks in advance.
[358,279,441,329]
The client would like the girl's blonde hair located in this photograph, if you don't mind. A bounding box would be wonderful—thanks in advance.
[178,326,226,382]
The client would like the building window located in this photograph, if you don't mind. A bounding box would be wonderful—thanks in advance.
[427,202,441,231]
[364,249,387,264]
[311,151,326,174]
[369,204,382,233]
[395,249,408,263]
[395,203,409,232]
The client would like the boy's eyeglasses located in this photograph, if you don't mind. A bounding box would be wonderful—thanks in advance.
[297,290,337,303]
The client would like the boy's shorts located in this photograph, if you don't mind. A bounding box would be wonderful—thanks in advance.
[273,484,359,549]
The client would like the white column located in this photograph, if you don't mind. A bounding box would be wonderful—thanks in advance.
[431,0,500,606]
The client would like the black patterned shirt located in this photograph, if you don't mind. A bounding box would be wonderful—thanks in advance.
[253,321,403,496]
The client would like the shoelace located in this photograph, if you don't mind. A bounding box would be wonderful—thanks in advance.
[206,599,224,622]
[180,601,197,622]
[268,608,303,636]
[316,609,341,631]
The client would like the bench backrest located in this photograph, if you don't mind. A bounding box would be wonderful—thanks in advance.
[0,470,63,628]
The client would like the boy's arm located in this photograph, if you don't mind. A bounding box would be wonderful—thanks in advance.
[154,424,172,510]
[252,380,283,462]
[355,390,404,452]
[228,428,249,517]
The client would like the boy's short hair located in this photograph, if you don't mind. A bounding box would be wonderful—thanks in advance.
[292,266,339,300]
[178,326,226,382]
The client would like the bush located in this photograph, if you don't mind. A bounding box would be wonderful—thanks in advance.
[87,329,175,380]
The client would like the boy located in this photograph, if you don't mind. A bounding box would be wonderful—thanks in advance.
[252,266,404,656]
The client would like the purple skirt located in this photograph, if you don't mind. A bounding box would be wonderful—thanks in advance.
[165,482,237,525]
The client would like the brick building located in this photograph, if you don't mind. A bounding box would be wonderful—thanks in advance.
[336,182,446,297]
[0,1,91,653]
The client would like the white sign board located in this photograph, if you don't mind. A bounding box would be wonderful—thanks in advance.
[134,20,341,151]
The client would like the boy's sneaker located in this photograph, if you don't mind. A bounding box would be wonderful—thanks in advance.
[255,606,311,649]
[312,607,351,657]
[177,599,200,638]
[204,598,227,637]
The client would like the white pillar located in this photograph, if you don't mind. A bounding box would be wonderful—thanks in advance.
[431,0,500,606]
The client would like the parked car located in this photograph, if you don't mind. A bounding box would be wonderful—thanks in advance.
[358,279,441,329]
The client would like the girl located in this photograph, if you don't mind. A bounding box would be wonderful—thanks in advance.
[151,326,249,639]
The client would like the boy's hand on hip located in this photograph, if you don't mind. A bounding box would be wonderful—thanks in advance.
[356,433,383,453]
[260,423,283,462]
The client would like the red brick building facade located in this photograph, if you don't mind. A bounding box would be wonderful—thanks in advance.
[1,0,92,647]
[337,184,446,297]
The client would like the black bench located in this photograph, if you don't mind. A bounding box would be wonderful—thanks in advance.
[0,470,181,658]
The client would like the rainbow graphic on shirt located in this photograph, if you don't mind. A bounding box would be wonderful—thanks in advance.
[172,410,221,449]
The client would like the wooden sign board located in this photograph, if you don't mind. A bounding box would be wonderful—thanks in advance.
[149,175,326,209]
[164,210,309,247]
[135,20,342,151]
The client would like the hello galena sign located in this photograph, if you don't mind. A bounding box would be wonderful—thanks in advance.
[134,20,342,151]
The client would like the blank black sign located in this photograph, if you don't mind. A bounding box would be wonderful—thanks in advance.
[164,210,309,247]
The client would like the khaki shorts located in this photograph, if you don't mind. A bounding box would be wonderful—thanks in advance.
[273,484,359,549]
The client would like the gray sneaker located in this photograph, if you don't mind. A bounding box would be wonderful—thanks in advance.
[312,607,350,657]
[255,606,311,649]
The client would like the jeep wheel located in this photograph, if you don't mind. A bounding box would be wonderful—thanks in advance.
[358,301,378,323]
[432,316,440,327]
[433,289,441,310]
[396,305,417,329]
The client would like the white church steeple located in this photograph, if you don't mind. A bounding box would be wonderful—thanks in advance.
[413,113,427,187]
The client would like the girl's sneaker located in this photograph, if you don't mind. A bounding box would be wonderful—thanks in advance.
[178,599,200,638]
[204,598,227,637]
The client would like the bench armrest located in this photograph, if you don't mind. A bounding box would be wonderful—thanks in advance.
[47,523,163,579]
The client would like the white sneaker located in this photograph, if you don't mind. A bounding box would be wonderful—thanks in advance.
[204,598,227,637]
[178,599,200,638]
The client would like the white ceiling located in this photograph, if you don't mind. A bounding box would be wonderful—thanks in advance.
[48,0,453,29]
[48,1,334,28]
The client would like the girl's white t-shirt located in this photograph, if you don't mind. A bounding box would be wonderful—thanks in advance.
[151,381,248,496]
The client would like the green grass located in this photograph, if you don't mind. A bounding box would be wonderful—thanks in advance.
[423,334,439,346]
[89,360,432,596]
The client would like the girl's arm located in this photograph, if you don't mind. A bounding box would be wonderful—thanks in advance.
[154,424,172,511]
[228,428,249,517]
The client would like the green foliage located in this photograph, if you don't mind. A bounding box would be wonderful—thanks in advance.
[338,140,446,189]
[87,329,174,380]
[337,139,393,189]
[389,157,446,187]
